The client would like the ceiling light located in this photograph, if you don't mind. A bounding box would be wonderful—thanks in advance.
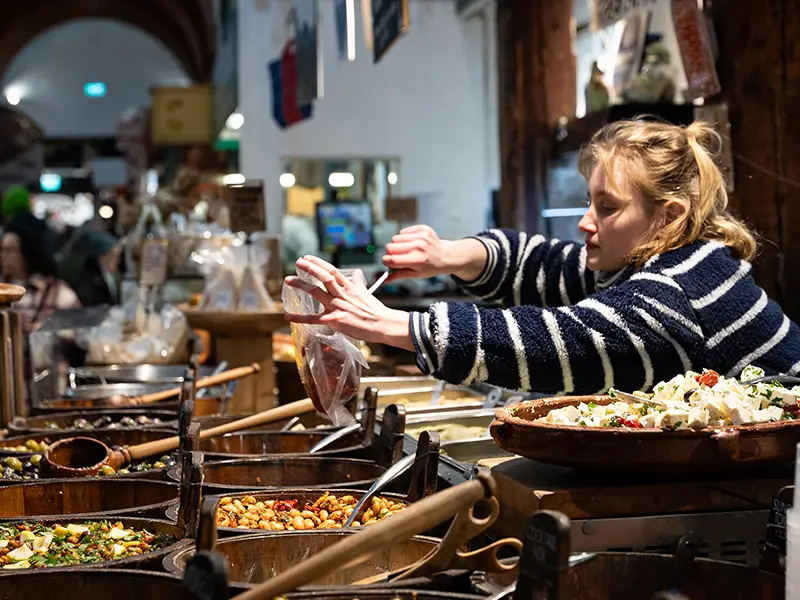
[226,112,244,130]
[279,173,296,188]
[328,172,355,187]
[5,91,20,106]
[98,205,114,219]
[223,173,246,186]
[387,172,398,185]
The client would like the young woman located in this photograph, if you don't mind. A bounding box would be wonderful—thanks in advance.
[284,120,800,394]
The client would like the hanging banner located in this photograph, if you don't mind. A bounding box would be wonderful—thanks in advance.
[372,0,410,63]
[293,0,322,105]
[335,0,348,59]
[592,0,662,29]
[269,41,314,129]
[672,0,721,100]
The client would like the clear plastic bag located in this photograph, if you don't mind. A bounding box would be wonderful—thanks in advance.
[281,268,369,426]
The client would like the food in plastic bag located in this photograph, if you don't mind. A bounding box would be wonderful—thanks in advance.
[281,269,369,426]
[237,243,276,312]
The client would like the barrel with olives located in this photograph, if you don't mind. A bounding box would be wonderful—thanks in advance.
[0,452,178,481]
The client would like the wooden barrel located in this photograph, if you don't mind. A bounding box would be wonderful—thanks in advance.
[0,428,177,458]
[0,478,179,521]
[198,430,365,461]
[0,515,190,572]
[163,530,441,588]
[167,457,386,493]
[7,410,178,434]
[0,569,483,600]
[475,552,782,600]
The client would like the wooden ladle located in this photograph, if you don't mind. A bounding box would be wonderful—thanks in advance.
[41,396,317,478]
[99,363,261,406]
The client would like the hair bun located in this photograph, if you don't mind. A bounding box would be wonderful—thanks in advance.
[685,121,722,154]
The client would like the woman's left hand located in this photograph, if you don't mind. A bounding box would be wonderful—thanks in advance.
[284,256,415,351]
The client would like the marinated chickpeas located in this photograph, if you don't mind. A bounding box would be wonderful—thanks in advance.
[216,492,407,530]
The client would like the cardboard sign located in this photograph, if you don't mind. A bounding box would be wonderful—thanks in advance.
[592,0,662,29]
[372,0,409,63]
[139,238,169,286]
[226,180,266,234]
[151,85,213,146]
[385,196,418,222]
[672,0,721,99]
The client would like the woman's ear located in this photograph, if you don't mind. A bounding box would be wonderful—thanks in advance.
[662,199,687,224]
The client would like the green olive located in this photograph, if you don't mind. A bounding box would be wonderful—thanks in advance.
[6,457,23,471]
[117,468,130,475]
[25,439,39,451]
[152,461,166,469]
[99,465,116,476]
[29,454,41,467]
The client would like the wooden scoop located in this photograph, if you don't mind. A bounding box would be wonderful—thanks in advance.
[102,363,261,406]
[41,397,316,477]
[231,473,498,600]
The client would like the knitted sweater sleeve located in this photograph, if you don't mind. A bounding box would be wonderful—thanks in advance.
[455,229,595,308]
[409,277,706,394]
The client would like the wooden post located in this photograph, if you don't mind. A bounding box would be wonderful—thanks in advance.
[497,0,576,231]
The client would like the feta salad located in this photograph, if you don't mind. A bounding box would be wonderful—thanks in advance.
[538,365,800,431]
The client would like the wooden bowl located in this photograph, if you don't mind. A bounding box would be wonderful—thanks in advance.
[163,530,440,588]
[0,516,190,572]
[167,457,386,493]
[178,304,287,336]
[491,396,800,473]
[0,478,179,521]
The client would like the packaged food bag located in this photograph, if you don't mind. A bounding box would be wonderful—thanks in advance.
[281,268,369,425]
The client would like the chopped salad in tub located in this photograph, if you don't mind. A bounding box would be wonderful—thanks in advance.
[539,365,800,431]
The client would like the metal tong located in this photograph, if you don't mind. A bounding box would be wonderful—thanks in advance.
[353,493,521,585]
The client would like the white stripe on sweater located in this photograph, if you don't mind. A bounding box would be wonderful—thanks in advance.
[577,246,588,298]
[513,235,545,306]
[536,262,547,307]
[582,298,654,390]
[464,305,488,385]
[411,313,434,374]
[471,238,499,288]
[502,310,530,391]
[707,290,768,348]
[558,307,613,393]
[431,302,450,371]
[633,306,691,372]
[630,272,683,291]
[729,315,791,377]
[790,359,800,376]
[662,242,723,277]
[543,311,574,393]
[558,244,575,305]
[484,231,512,300]
[634,293,704,338]
[691,261,752,310]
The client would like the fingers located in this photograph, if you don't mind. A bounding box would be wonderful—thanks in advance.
[385,268,418,282]
[385,240,426,254]
[284,276,334,309]
[296,257,347,298]
[398,224,432,235]
[284,313,324,325]
[383,251,424,269]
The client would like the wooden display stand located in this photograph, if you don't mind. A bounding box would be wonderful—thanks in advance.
[181,306,287,413]
[480,456,791,540]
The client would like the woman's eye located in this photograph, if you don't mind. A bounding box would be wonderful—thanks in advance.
[599,205,616,214]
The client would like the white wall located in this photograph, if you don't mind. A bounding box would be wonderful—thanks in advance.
[2,19,190,139]
[239,0,499,239]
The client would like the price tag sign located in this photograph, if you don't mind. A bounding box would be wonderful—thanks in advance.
[139,238,169,286]
[515,511,571,600]
[761,485,793,574]
[672,0,721,99]
[372,0,410,63]
[226,180,266,234]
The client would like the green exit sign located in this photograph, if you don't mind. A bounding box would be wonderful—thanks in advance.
[84,82,107,98]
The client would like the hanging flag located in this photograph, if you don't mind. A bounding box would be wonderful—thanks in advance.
[269,41,313,129]
[335,0,348,59]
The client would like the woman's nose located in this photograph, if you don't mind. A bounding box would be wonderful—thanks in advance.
[578,211,596,234]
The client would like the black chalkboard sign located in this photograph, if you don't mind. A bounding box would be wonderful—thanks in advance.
[183,551,229,600]
[514,511,571,600]
[372,0,410,63]
[761,485,794,574]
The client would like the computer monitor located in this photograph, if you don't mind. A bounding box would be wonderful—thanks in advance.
[316,200,374,254]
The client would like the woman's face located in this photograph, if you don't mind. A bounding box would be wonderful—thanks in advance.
[0,232,27,280]
[578,165,654,272]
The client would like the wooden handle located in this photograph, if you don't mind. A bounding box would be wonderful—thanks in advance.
[234,476,495,600]
[125,397,316,461]
[132,363,261,406]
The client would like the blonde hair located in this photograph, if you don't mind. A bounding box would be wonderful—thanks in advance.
[578,119,757,267]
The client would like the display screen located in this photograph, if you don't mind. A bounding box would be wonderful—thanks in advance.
[317,201,373,252]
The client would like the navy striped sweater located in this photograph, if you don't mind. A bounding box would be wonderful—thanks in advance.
[408,229,800,394]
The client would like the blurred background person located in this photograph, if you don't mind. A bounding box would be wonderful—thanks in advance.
[58,226,121,307]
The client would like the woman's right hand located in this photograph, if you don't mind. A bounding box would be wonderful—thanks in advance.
[383,225,487,282]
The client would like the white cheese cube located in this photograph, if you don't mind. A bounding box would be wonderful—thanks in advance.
[753,405,785,423]
[722,393,754,425]
[657,409,690,430]
[687,407,710,429]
